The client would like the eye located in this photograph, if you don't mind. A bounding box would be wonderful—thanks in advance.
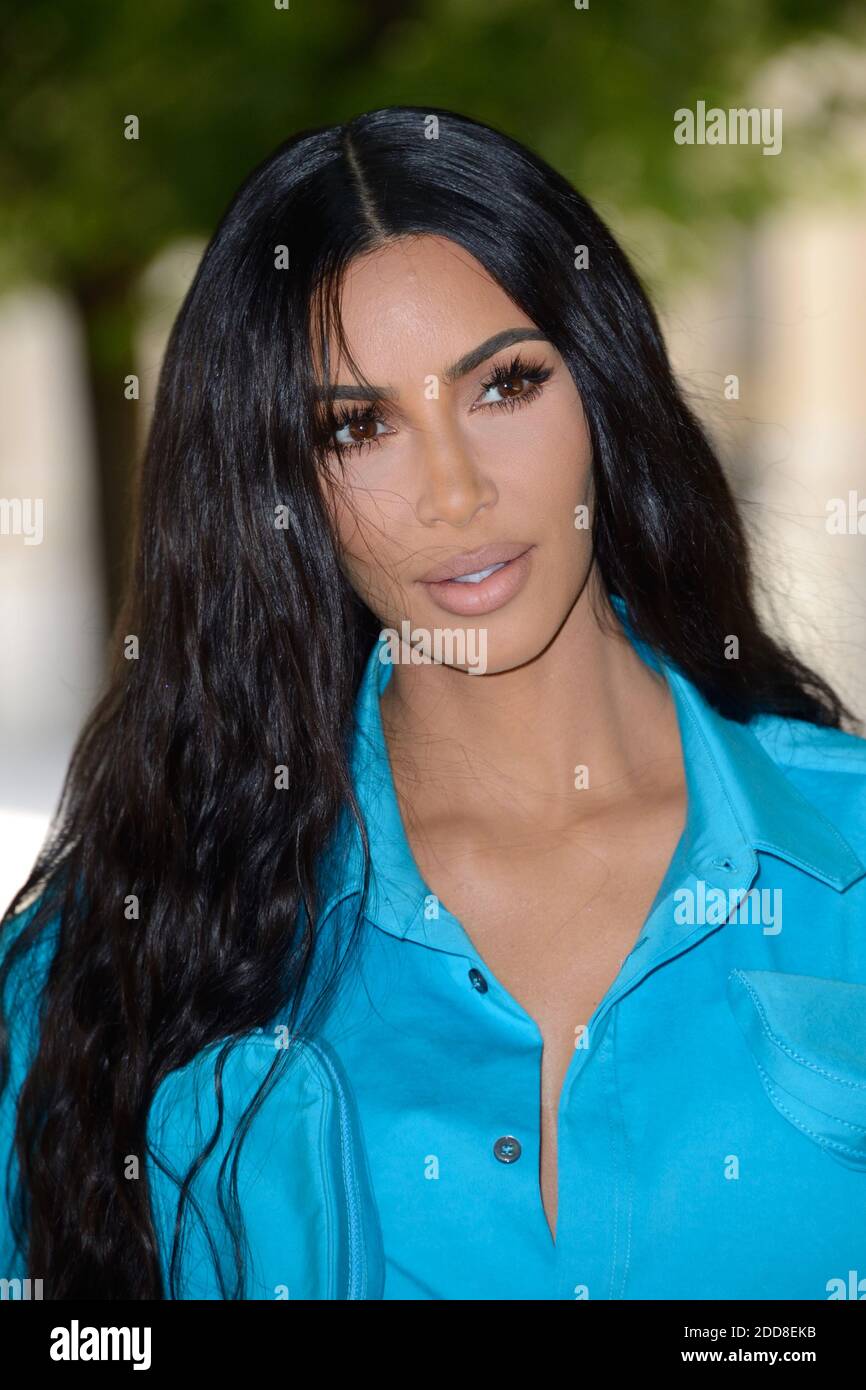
[318,352,554,460]
[473,353,554,414]
[322,403,394,457]
[334,410,390,450]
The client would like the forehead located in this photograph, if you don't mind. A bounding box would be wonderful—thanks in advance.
[319,234,534,384]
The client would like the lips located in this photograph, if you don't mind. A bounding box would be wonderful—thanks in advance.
[418,544,535,617]
[450,562,508,584]
[418,542,532,584]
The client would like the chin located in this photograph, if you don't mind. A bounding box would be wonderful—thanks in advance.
[431,621,557,679]
[377,591,564,678]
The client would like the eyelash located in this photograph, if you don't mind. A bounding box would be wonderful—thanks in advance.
[321,353,554,458]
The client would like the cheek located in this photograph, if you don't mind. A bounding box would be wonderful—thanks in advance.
[537,399,593,518]
[494,408,592,530]
[329,491,360,552]
[325,486,408,612]
[497,383,591,471]
[319,470,372,558]
[520,407,593,573]
[317,475,376,595]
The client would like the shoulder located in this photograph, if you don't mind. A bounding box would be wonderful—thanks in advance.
[147,1029,383,1299]
[0,892,62,1058]
[1,890,61,965]
[749,712,866,793]
[750,711,866,775]
[148,1028,339,1142]
[749,712,866,853]
[0,892,63,1276]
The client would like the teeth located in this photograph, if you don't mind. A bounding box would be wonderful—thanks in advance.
[451,561,508,584]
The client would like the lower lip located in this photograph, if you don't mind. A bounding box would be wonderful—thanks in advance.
[420,547,535,616]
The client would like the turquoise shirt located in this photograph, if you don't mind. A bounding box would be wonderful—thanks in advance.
[4,594,866,1299]
[312,594,866,1300]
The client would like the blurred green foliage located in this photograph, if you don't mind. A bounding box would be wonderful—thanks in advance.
[2,0,863,613]
[2,0,864,292]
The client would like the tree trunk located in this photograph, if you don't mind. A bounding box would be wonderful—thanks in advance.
[68,268,140,627]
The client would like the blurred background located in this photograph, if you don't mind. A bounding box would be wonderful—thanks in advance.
[2,0,865,913]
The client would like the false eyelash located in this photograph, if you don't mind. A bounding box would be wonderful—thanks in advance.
[322,351,554,457]
[479,353,553,398]
[329,400,388,440]
[311,400,390,461]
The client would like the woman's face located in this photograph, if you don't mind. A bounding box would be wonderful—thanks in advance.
[314,233,595,675]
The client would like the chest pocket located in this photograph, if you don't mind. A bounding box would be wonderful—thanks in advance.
[727,968,866,1172]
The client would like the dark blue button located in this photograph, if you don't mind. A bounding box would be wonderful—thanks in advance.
[493,1135,522,1163]
[468,967,488,993]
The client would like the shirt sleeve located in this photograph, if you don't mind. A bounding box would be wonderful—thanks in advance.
[0,894,61,1284]
[146,1030,384,1299]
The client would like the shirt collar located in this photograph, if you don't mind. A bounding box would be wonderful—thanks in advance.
[317,595,866,947]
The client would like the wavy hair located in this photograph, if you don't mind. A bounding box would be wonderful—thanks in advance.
[1,103,856,1300]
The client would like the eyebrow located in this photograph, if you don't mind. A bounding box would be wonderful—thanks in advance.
[314,327,551,402]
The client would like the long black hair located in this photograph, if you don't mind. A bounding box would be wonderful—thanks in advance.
[1,103,856,1300]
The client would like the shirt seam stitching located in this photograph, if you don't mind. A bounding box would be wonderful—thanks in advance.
[733,970,866,1092]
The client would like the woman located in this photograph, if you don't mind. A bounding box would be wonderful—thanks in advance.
[3,104,866,1302]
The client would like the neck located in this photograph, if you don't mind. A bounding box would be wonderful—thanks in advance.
[378,575,685,839]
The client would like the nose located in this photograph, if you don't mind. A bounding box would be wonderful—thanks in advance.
[414,421,498,528]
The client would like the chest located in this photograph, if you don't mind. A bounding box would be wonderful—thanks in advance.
[413,824,683,1042]
[404,815,686,1239]
[322,888,866,1298]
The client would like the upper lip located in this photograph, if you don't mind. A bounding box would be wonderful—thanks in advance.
[418,542,532,584]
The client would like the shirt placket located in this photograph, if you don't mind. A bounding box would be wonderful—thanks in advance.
[553,847,761,1300]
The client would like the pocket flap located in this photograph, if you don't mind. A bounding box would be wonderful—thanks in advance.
[727,968,866,1170]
